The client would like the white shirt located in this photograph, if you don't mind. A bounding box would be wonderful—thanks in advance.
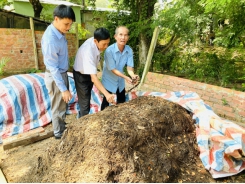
[73,37,100,74]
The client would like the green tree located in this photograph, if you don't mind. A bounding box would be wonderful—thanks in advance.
[0,0,11,9]
[155,0,209,48]
[29,0,43,18]
[88,0,157,71]
[199,0,245,47]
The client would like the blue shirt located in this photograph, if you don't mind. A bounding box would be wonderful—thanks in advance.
[41,24,69,92]
[102,43,134,93]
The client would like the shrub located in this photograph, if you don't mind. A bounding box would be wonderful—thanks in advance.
[0,57,10,76]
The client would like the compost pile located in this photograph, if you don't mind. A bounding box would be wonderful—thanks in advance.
[24,96,199,183]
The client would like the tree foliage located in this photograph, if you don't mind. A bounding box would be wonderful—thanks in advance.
[87,0,157,39]
[0,57,10,76]
[199,0,245,47]
[155,0,208,47]
[0,0,10,9]
[150,0,245,90]
[154,0,245,49]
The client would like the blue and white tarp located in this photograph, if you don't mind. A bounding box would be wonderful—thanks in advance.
[0,72,100,139]
[0,73,245,178]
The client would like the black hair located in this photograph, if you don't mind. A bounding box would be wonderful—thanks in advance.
[94,27,110,42]
[53,4,76,22]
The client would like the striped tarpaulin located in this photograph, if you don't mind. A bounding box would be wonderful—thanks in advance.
[0,72,100,139]
[127,90,245,178]
[0,73,245,178]
[0,73,52,138]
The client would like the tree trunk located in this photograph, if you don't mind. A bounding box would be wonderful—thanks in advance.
[29,0,43,18]
[137,0,157,67]
[139,33,149,67]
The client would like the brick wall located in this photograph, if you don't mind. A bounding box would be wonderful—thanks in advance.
[0,28,77,73]
[140,72,245,124]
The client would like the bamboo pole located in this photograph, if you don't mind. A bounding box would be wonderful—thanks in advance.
[138,26,160,89]
[30,17,39,70]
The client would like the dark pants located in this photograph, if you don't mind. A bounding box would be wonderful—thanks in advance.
[101,88,126,111]
[73,69,93,118]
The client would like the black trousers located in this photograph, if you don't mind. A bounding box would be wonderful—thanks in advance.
[101,88,126,111]
[73,69,93,118]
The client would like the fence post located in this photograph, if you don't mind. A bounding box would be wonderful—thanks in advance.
[75,23,79,50]
[29,17,39,70]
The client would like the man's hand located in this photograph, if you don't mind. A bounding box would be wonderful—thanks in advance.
[131,75,140,85]
[62,90,72,103]
[125,76,133,84]
[105,93,116,105]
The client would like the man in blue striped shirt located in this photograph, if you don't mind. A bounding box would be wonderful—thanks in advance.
[42,5,75,139]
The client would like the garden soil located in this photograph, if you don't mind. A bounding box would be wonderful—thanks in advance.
[0,96,245,183]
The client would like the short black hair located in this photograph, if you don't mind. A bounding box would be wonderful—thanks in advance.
[53,4,76,22]
[94,27,110,42]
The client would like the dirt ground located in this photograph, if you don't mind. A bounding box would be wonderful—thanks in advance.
[0,96,245,183]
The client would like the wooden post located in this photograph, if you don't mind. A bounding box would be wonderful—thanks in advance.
[75,22,79,50]
[0,167,7,183]
[2,127,53,151]
[138,26,160,89]
[30,17,39,70]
